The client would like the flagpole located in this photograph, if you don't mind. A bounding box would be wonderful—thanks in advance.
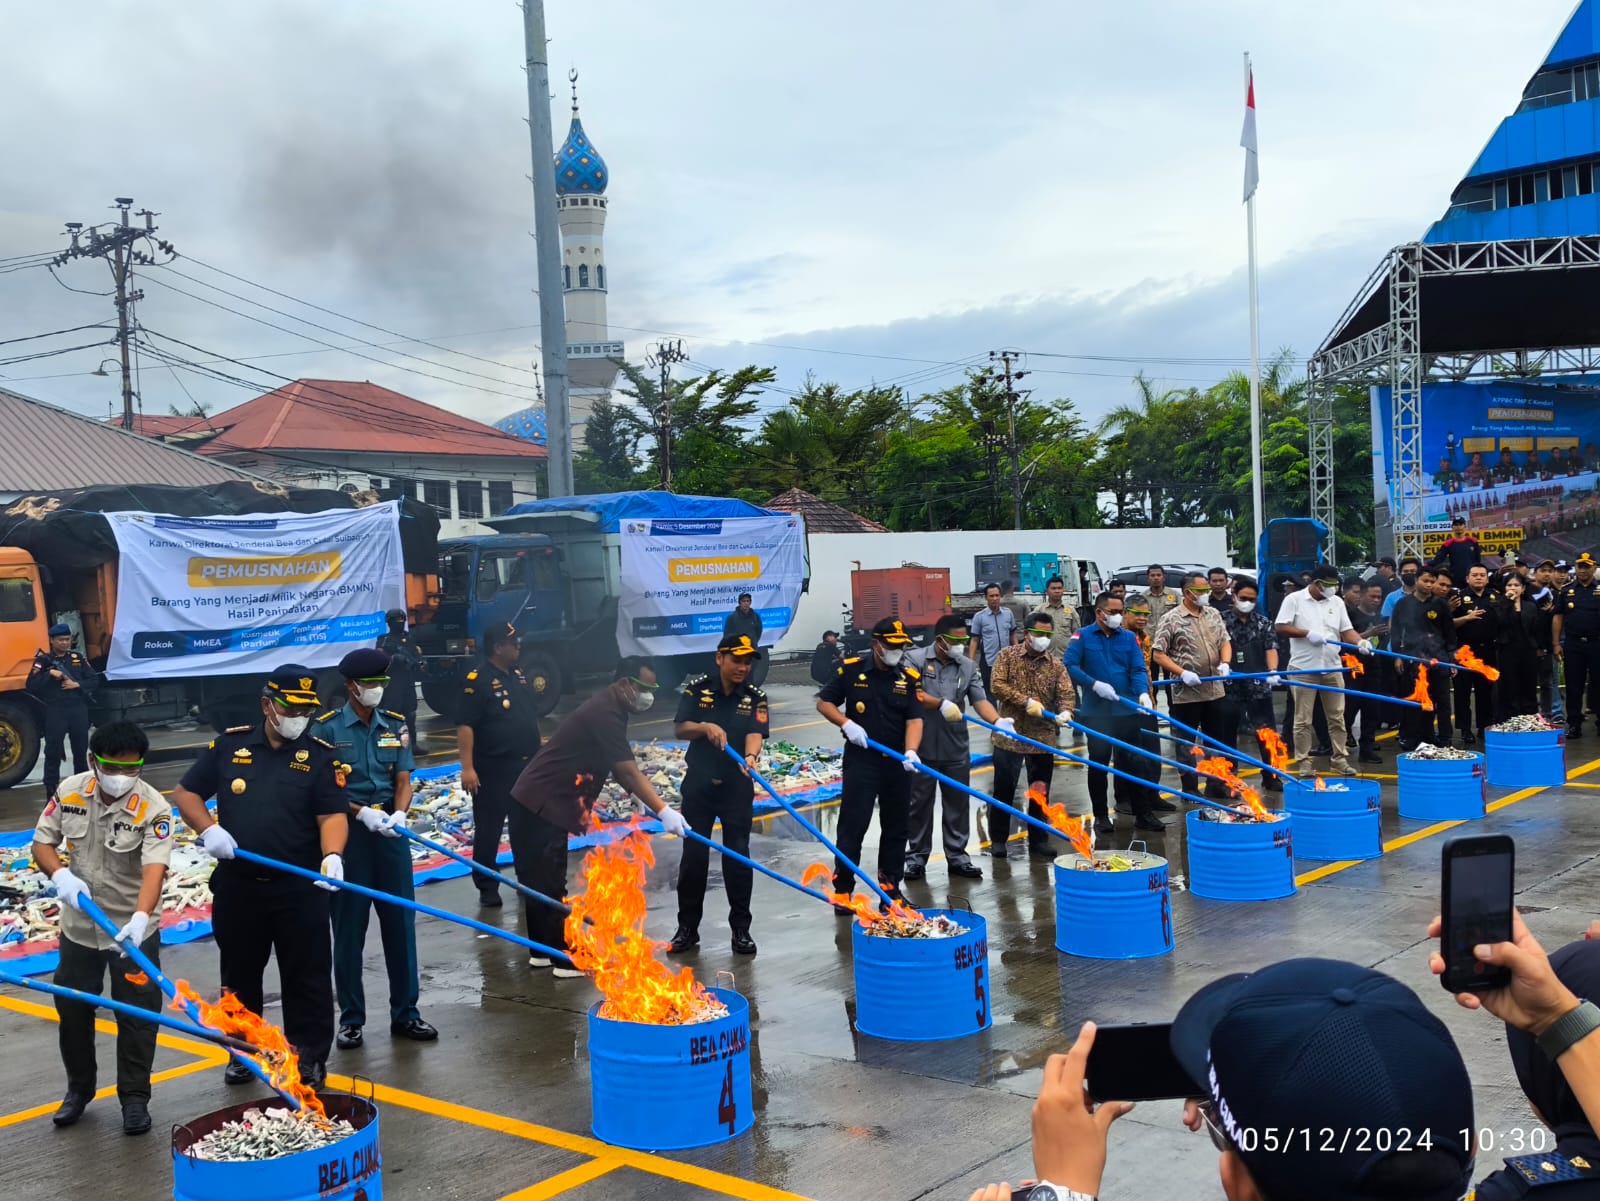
[1245,51,1265,565]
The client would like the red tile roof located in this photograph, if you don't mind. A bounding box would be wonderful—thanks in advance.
[180,379,547,459]
[765,487,889,533]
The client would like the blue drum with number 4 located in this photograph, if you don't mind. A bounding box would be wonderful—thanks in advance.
[587,987,752,1151]
[853,908,991,1041]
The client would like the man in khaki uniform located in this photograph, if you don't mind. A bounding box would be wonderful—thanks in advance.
[31,720,172,1136]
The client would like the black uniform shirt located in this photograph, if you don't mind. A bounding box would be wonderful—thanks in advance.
[675,674,770,779]
[1392,593,1458,659]
[817,656,920,753]
[458,664,542,760]
[377,632,424,716]
[178,723,346,870]
[1558,578,1600,639]
[1456,586,1501,650]
[26,649,97,706]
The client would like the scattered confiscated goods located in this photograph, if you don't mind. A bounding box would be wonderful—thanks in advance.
[1195,804,1286,823]
[1402,743,1479,761]
[860,912,970,939]
[1069,854,1143,872]
[188,1106,356,1161]
[1487,714,1563,733]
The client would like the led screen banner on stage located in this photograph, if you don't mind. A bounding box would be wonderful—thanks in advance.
[1371,380,1600,551]
[616,514,806,657]
[103,503,406,679]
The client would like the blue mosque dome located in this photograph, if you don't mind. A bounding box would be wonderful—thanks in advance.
[495,405,547,446]
[554,79,607,196]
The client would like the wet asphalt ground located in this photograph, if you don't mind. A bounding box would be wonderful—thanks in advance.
[3,677,1598,1200]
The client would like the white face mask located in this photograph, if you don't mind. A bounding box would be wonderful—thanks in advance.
[881,647,905,667]
[629,688,655,713]
[1103,613,1124,629]
[356,685,385,709]
[1235,600,1256,614]
[1029,635,1051,653]
[274,713,311,741]
[943,639,967,660]
[96,772,137,799]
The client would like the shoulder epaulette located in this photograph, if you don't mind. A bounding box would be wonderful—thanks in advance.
[224,724,252,734]
[315,710,337,722]
[684,674,710,688]
[466,670,478,681]
[843,656,861,665]
[1504,1150,1600,1186]
[747,685,768,701]
[382,709,405,720]
[903,665,921,681]
[310,735,336,749]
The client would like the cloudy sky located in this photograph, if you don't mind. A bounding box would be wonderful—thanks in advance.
[0,0,1578,431]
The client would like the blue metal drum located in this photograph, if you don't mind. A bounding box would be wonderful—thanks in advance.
[172,1094,381,1201]
[1485,729,1566,788]
[1185,810,1295,900]
[1053,850,1173,959]
[587,986,752,1151]
[1283,778,1382,862]
[852,909,990,1042]
[1397,753,1486,821]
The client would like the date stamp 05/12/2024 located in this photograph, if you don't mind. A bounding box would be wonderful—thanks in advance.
[1208,1127,1559,1156]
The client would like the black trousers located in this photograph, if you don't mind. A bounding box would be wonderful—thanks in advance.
[505,802,573,963]
[1078,714,1152,820]
[1170,699,1230,797]
[988,747,1054,852]
[1498,652,1539,720]
[210,868,333,1065]
[1453,647,1497,735]
[42,701,89,796]
[473,754,531,891]
[834,749,911,894]
[1564,638,1600,727]
[1221,692,1278,761]
[1400,664,1456,747]
[676,774,755,934]
[55,932,162,1102]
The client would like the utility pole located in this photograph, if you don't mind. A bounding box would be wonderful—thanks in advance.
[522,0,573,497]
[988,349,1028,529]
[646,339,687,491]
[51,198,175,431]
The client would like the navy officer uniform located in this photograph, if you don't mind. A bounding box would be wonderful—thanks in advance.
[28,622,99,799]
[1556,552,1600,738]
[318,648,437,1051]
[171,666,349,1088]
[668,634,769,957]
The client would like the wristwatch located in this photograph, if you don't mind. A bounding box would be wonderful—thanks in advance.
[1023,1184,1095,1201]
[1538,999,1600,1061]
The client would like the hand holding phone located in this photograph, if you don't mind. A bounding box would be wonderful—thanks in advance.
[1438,835,1514,993]
[1084,1022,1200,1102]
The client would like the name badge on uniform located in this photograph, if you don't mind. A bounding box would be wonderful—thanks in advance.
[377,734,402,749]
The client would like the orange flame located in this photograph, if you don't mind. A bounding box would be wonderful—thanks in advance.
[564,821,718,1024]
[1313,776,1328,791]
[171,981,322,1118]
[1453,645,1501,681]
[1405,668,1435,711]
[1255,727,1289,773]
[1341,653,1364,678]
[1028,782,1093,860]
[123,971,149,986]
[1193,753,1269,819]
[799,862,925,929]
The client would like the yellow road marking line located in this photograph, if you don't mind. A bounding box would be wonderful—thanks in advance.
[0,1054,219,1130]
[327,1075,818,1201]
[768,718,829,734]
[498,1158,625,1200]
[0,993,230,1061]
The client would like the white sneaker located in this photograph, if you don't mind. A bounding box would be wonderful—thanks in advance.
[528,956,552,969]
[552,966,584,979]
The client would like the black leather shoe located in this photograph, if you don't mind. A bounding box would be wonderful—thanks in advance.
[390,1018,438,1042]
[121,1099,151,1135]
[1359,750,1382,764]
[668,926,699,952]
[477,890,502,908]
[337,1024,363,1050]
[302,1061,327,1090]
[1310,744,1333,757]
[731,932,757,955]
[224,1060,253,1085]
[987,846,1008,860]
[52,1092,91,1126]
[1094,818,1116,837]
[832,901,855,916]
[1568,726,1583,739]
[1150,797,1179,811]
[950,861,983,879]
[1134,815,1168,832]
[902,865,926,881]
[1262,776,1283,793]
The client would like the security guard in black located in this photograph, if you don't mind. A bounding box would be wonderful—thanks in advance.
[1555,552,1600,736]
[669,634,769,956]
[28,622,99,799]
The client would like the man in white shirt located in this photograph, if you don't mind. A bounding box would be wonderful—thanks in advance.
[1274,565,1370,777]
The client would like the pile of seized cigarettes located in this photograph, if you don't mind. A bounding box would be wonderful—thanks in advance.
[1402,743,1479,760]
[1195,804,1286,823]
[188,1107,356,1162]
[861,912,970,939]
[1487,714,1563,733]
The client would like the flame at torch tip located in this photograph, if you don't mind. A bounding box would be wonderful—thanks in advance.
[1194,754,1268,818]
[800,862,923,926]
[1453,645,1501,681]
[1405,668,1435,711]
[1255,727,1290,773]
[1027,783,1093,860]
[1341,653,1364,678]
[170,981,323,1119]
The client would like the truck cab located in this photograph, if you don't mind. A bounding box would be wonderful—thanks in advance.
[0,547,48,786]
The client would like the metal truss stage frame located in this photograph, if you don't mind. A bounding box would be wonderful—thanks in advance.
[1308,234,1600,561]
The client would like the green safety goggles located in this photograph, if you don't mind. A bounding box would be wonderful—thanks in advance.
[93,752,144,771]
[627,676,659,691]
[355,676,391,686]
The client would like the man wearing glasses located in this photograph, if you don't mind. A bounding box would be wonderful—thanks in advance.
[318,648,438,1053]
[510,658,687,977]
[987,612,1076,861]
[1152,572,1233,800]
[32,720,172,1135]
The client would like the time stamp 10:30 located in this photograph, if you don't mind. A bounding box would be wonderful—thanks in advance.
[1212,1128,1555,1154]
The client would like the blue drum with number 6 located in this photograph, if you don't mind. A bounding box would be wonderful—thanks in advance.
[852,908,991,1042]
[587,987,752,1151]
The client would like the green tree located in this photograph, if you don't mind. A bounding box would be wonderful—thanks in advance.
[605,362,775,496]
[574,396,644,494]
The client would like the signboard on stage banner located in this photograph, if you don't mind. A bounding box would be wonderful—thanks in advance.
[103,504,405,680]
[1419,526,1526,558]
[617,515,806,656]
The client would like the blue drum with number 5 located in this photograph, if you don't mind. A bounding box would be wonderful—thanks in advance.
[587,987,752,1151]
[852,908,991,1042]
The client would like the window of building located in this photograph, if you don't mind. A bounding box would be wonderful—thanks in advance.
[597,264,605,289]
[578,264,590,288]
[563,265,571,289]
[1580,162,1595,195]
[1536,172,1551,204]
[488,480,515,514]
[422,479,451,515]
[374,477,418,501]
[0,578,36,624]
[456,480,484,520]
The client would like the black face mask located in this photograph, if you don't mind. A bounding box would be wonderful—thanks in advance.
[1400,574,1418,586]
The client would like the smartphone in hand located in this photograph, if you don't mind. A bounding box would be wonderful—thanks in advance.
[1440,835,1515,993]
[1084,1022,1200,1102]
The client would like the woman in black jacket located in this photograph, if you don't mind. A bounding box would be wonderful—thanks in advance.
[1496,573,1547,720]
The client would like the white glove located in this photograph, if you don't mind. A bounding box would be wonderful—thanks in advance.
[199,824,237,860]
[1216,663,1231,678]
[1179,670,1201,686]
[840,719,869,748]
[1091,681,1118,701]
[1306,630,1327,646]
[356,806,388,834]
[939,699,963,723]
[994,717,1018,735]
[655,805,688,837]
[115,910,150,946]
[1055,711,1074,729]
[1136,693,1152,709]
[1266,674,1282,688]
[1358,639,1375,656]
[381,809,409,839]
[51,867,91,912]
[1024,698,1046,717]
[901,749,922,773]
[315,853,344,892]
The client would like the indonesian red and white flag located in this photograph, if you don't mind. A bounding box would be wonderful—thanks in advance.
[1240,66,1259,202]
